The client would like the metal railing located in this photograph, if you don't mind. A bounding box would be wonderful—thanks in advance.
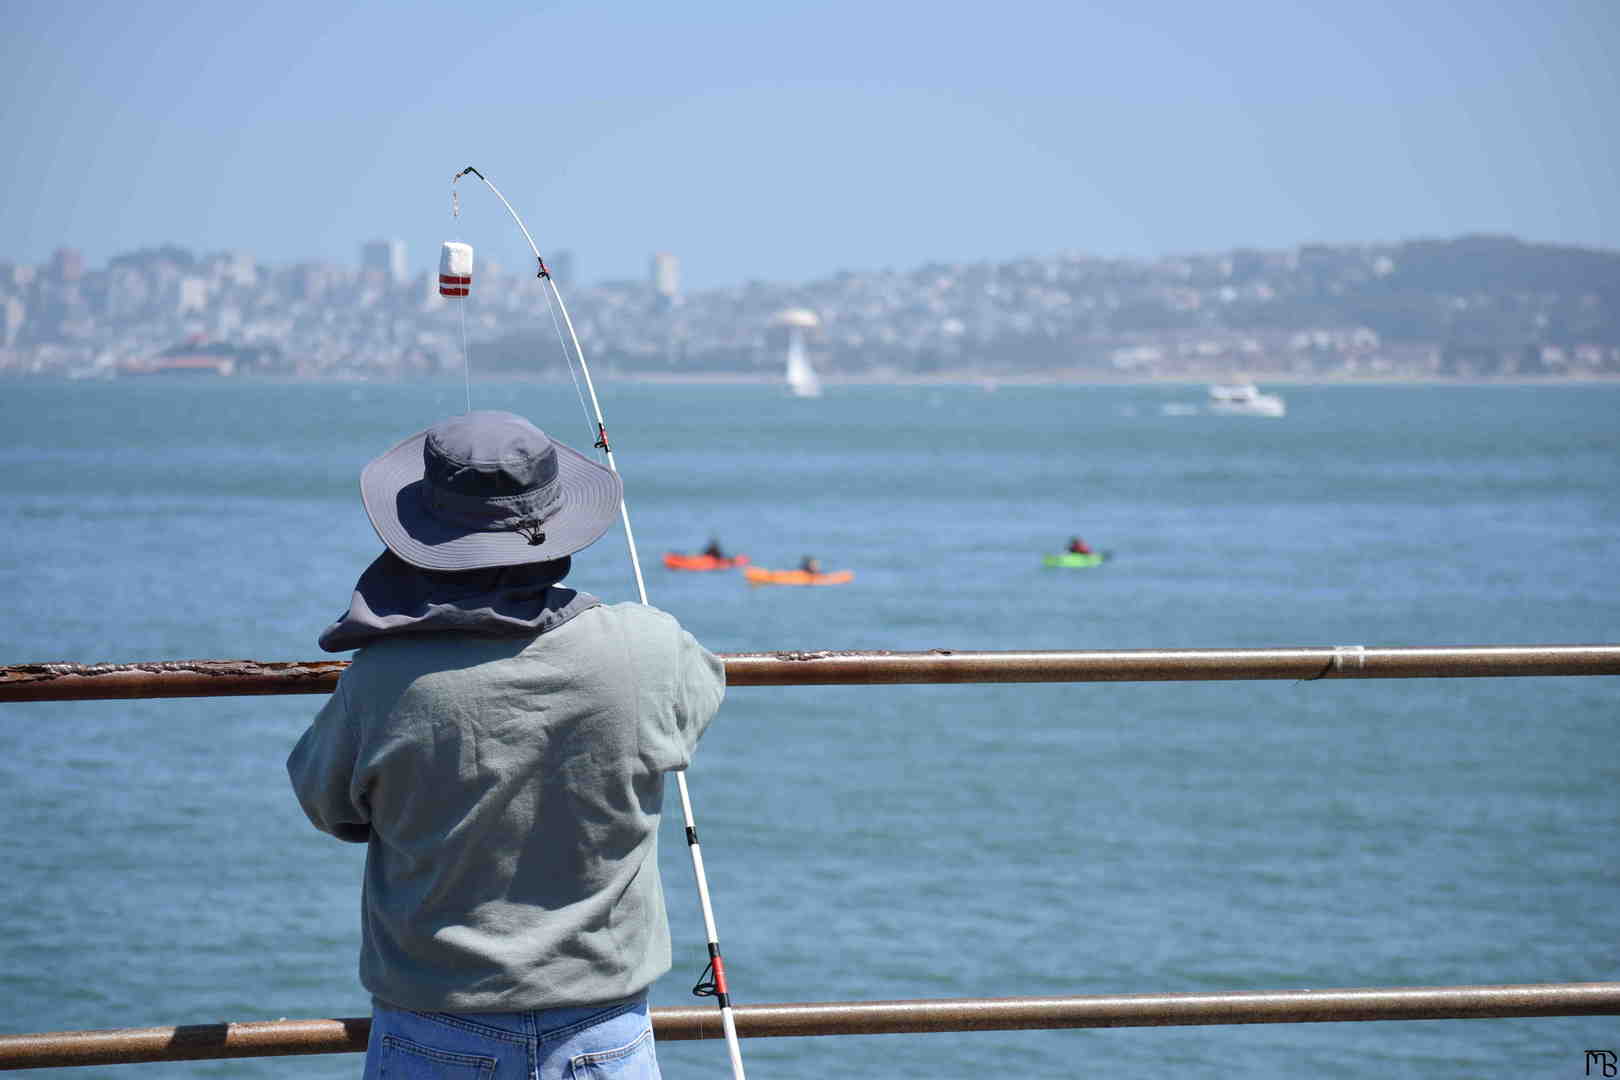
[4,983,1619,1070]
[4,643,1618,702]
[3,642,1616,1070]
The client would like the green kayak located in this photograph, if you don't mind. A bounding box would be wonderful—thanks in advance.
[1043,552,1109,568]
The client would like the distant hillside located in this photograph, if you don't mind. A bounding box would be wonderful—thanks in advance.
[1185,237,1620,360]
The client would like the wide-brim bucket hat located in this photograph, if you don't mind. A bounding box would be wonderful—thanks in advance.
[360,410,622,571]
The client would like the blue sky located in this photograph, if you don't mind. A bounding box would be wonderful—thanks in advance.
[4,0,1616,289]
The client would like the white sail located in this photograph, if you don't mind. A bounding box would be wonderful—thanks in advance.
[785,327,821,398]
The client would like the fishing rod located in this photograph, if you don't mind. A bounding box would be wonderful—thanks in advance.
[451,165,749,1080]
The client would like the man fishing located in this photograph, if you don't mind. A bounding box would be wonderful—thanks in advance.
[288,409,724,1079]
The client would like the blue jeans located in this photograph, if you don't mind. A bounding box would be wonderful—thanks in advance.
[363,995,660,1079]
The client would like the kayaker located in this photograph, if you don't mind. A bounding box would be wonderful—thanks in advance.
[702,536,726,559]
[287,409,724,1080]
[1067,536,1093,555]
[800,555,821,573]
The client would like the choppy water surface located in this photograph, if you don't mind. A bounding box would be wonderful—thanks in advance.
[1,378,1616,1078]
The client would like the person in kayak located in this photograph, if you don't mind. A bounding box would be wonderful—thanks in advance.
[1067,536,1093,555]
[702,536,726,559]
[800,555,821,573]
[288,409,725,1080]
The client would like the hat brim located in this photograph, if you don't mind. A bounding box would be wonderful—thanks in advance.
[360,428,623,571]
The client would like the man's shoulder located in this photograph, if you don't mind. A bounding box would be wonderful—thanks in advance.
[606,601,682,623]
[351,632,492,661]
[341,606,698,685]
[344,633,515,688]
[566,603,711,668]
[574,601,684,636]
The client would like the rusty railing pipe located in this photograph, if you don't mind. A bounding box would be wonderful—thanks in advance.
[1,644,1617,703]
[4,982,1617,1069]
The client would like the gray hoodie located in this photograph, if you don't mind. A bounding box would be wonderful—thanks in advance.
[287,582,725,1013]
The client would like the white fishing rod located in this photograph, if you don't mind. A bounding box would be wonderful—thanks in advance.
[452,166,749,1080]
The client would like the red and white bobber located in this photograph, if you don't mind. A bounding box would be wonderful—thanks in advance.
[439,241,473,298]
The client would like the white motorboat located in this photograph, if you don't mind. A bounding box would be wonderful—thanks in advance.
[1207,382,1286,417]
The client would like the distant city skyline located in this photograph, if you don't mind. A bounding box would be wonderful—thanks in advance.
[4,1,1616,290]
[7,232,1614,381]
[12,227,1620,292]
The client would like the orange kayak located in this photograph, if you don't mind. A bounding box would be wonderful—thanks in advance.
[663,552,750,571]
[743,566,854,586]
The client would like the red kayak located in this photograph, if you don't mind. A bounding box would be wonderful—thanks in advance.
[662,552,751,571]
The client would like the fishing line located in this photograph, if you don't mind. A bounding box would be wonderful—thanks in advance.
[450,167,650,599]
[450,186,472,412]
[449,166,750,1080]
[459,303,471,414]
[537,278,597,464]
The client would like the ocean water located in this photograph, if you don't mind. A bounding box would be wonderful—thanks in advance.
[0,377,1616,1079]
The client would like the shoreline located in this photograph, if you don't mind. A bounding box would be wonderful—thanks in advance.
[22,369,1620,388]
[616,370,1620,388]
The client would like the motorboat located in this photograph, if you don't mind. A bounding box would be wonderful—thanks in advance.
[1207,382,1286,417]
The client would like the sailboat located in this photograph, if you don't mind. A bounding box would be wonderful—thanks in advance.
[785,327,821,398]
[773,307,823,398]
